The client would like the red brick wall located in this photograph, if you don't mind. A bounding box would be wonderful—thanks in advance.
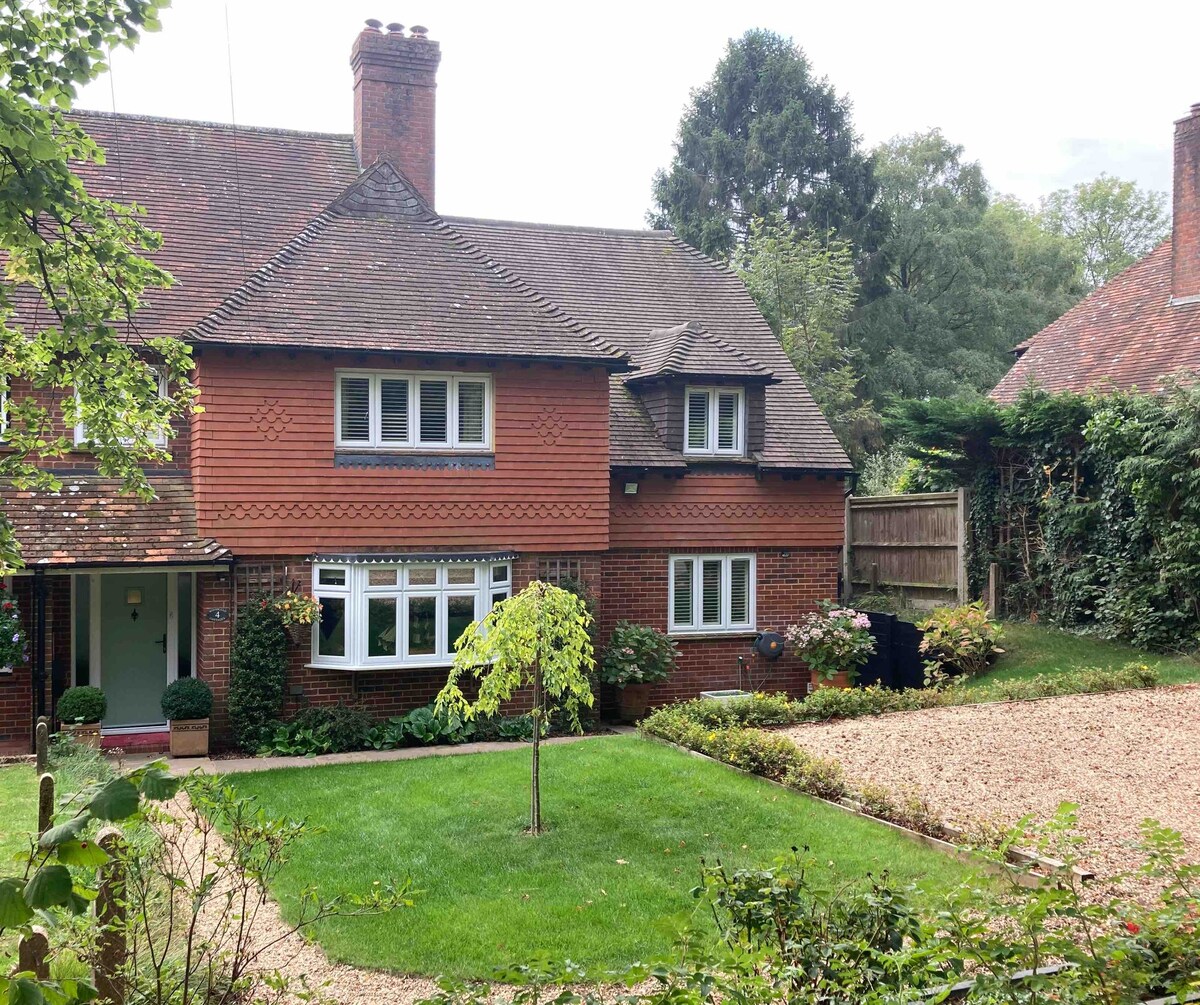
[1174,104,1200,303]
[597,546,841,707]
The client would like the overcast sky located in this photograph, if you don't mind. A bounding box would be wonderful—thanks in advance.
[75,0,1200,229]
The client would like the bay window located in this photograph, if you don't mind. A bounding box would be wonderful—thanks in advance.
[312,560,512,668]
[335,370,492,450]
[684,386,745,456]
[668,554,755,634]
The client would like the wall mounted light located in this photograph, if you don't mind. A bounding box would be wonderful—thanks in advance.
[623,481,638,495]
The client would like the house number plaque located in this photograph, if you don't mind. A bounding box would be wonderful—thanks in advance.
[205,608,230,622]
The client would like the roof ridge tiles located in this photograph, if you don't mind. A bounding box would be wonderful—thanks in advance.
[442,214,674,239]
[70,106,353,142]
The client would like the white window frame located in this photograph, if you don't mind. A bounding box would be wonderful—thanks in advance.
[74,369,170,447]
[311,561,512,669]
[668,553,756,635]
[683,386,745,456]
[334,369,493,451]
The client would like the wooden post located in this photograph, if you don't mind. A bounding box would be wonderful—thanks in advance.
[95,827,127,1005]
[842,492,853,602]
[956,487,969,603]
[986,563,1000,618]
[869,562,880,595]
[17,926,50,980]
[35,718,49,775]
[37,773,54,836]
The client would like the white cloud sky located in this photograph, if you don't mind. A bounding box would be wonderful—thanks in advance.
[76,0,1200,229]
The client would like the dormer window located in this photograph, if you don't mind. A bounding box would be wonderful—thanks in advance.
[336,369,492,451]
[684,386,744,456]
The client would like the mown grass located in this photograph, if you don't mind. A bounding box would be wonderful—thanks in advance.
[229,735,981,979]
[975,621,1200,687]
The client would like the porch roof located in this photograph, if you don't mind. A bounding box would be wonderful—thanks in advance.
[2,476,231,569]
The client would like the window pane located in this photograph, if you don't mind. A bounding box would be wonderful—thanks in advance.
[730,559,751,624]
[407,566,437,586]
[447,566,476,585]
[446,595,476,653]
[177,574,193,678]
[367,567,398,587]
[419,380,449,443]
[491,564,510,585]
[687,391,709,450]
[407,596,437,655]
[457,380,486,444]
[491,591,509,610]
[317,567,347,587]
[367,597,398,657]
[318,597,346,657]
[339,377,370,442]
[717,392,739,451]
[73,576,91,686]
[380,378,409,443]
[701,559,722,625]
[672,558,694,626]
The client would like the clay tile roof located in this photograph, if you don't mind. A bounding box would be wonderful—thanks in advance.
[993,241,1200,403]
[627,320,775,384]
[448,218,849,471]
[187,161,629,367]
[3,476,230,568]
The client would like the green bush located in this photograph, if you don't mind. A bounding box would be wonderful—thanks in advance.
[918,601,1004,681]
[161,677,214,720]
[228,596,289,752]
[599,620,678,686]
[57,685,106,724]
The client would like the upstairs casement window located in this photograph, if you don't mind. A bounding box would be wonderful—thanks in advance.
[684,386,745,456]
[668,554,755,634]
[335,370,492,451]
[312,561,512,669]
[74,368,170,448]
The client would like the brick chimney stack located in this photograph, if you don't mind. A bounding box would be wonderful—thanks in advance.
[351,20,441,207]
[1172,102,1200,305]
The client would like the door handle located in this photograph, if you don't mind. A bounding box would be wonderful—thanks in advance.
[158,634,167,654]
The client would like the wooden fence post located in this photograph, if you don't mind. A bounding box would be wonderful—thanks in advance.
[95,827,127,1005]
[956,487,969,603]
[35,718,49,774]
[17,926,50,980]
[37,773,54,836]
[986,562,1001,618]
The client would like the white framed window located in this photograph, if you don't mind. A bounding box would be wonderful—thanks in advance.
[668,554,755,634]
[684,386,745,456]
[335,370,492,451]
[74,369,170,447]
[312,560,512,668]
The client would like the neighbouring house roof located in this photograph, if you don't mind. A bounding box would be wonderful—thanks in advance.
[3,476,230,568]
[993,241,1200,404]
[625,321,775,385]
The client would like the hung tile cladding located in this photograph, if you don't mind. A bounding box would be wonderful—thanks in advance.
[0,20,850,752]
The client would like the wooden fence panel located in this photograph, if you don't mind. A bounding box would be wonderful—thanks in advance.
[845,490,968,607]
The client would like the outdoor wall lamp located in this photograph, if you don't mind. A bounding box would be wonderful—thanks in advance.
[126,587,142,621]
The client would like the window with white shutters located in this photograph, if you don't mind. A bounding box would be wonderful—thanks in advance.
[683,386,745,456]
[668,554,756,634]
[335,370,492,450]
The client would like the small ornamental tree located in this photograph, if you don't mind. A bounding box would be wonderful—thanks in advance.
[228,596,289,752]
[436,581,594,834]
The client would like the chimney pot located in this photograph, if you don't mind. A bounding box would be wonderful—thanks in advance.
[410,25,429,38]
[351,25,442,206]
[1172,101,1200,303]
[364,18,383,30]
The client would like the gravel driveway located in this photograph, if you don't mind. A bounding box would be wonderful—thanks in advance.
[784,685,1200,895]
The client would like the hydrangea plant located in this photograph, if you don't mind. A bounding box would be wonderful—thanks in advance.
[0,580,25,672]
[785,603,875,681]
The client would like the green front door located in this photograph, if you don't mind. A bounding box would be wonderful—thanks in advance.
[100,573,169,728]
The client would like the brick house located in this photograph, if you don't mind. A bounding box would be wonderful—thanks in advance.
[0,25,850,753]
[993,102,1200,403]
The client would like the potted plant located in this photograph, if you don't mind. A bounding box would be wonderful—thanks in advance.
[161,677,214,757]
[0,581,26,675]
[600,621,678,722]
[786,603,876,689]
[56,686,106,748]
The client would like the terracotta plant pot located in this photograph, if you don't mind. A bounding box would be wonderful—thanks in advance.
[618,683,653,723]
[815,670,854,690]
[169,718,210,758]
[60,721,102,749]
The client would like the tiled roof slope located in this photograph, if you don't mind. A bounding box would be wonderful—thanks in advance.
[993,241,1200,403]
[4,476,229,567]
[629,320,775,384]
[188,163,628,365]
[449,218,850,471]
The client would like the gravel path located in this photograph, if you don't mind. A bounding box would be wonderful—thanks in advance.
[784,685,1200,895]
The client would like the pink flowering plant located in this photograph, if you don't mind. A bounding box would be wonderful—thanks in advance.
[600,620,679,687]
[0,581,26,672]
[786,602,875,681]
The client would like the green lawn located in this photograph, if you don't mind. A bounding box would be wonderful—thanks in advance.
[229,735,980,979]
[974,621,1200,686]
[0,765,36,865]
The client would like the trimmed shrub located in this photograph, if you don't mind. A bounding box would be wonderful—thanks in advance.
[57,685,107,724]
[228,596,289,752]
[600,620,678,686]
[161,677,214,720]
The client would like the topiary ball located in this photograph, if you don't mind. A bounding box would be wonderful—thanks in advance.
[161,677,214,721]
[57,685,107,724]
